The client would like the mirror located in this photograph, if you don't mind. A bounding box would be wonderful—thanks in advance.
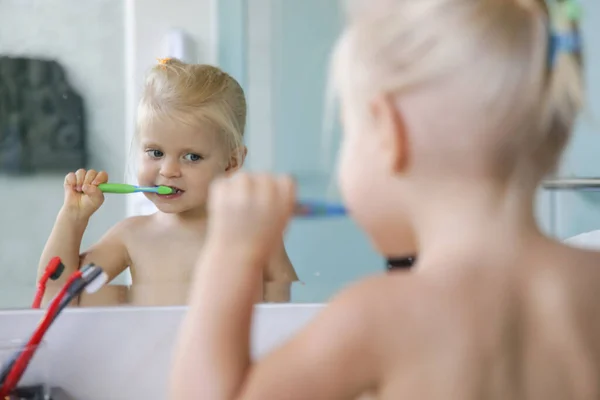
[0,0,392,310]
[5,0,596,310]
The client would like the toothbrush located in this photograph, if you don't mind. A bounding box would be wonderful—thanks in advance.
[295,200,347,217]
[98,183,174,195]
[32,257,65,309]
[97,184,345,217]
[0,265,107,396]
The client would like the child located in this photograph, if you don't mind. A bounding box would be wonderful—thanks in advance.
[37,58,298,306]
[169,0,600,399]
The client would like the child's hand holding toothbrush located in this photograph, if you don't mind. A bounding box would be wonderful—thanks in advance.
[205,173,296,264]
[36,168,109,305]
[63,169,109,219]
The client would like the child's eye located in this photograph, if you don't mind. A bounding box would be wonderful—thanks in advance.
[184,153,202,162]
[146,149,164,158]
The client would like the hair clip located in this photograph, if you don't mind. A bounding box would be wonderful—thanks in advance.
[548,31,582,66]
[156,57,172,69]
[547,0,583,66]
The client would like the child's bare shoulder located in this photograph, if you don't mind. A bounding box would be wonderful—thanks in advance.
[298,273,450,387]
[527,243,600,316]
[327,273,441,343]
[119,213,156,228]
[109,214,158,240]
[525,243,600,296]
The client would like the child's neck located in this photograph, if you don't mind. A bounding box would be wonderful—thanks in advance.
[409,179,543,273]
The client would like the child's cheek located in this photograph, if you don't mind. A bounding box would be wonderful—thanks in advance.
[137,159,156,185]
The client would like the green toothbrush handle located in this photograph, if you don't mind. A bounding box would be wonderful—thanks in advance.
[97,183,137,194]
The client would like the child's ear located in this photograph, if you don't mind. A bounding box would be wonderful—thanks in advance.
[370,94,408,174]
[225,146,248,173]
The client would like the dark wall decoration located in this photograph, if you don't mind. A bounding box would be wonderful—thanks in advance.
[0,56,87,174]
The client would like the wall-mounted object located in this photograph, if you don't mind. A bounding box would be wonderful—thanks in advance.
[161,28,196,63]
[0,56,87,174]
[542,178,600,191]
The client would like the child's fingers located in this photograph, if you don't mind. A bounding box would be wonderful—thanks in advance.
[75,169,86,191]
[83,169,97,186]
[92,171,108,185]
[82,183,101,197]
[64,172,77,188]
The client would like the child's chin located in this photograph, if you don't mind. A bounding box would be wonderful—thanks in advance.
[153,203,188,214]
[153,202,205,216]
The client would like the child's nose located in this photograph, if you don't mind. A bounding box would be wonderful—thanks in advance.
[159,159,182,178]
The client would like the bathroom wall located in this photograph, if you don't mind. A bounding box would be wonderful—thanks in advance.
[554,0,600,239]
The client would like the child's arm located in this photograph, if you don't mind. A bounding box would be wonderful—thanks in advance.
[169,244,376,400]
[263,238,298,303]
[78,284,130,307]
[76,221,132,305]
[37,169,132,305]
[40,219,131,305]
[169,174,374,399]
[38,207,90,287]
[237,288,377,399]
[37,169,108,303]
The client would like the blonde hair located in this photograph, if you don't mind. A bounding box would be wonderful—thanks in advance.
[137,58,247,163]
[331,0,584,183]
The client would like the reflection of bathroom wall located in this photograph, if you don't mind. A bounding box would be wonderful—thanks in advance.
[243,0,383,302]
[272,1,383,301]
[0,0,126,308]
[553,1,600,239]
[244,0,273,172]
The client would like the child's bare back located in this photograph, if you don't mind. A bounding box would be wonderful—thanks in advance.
[338,240,600,399]
[191,234,598,400]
